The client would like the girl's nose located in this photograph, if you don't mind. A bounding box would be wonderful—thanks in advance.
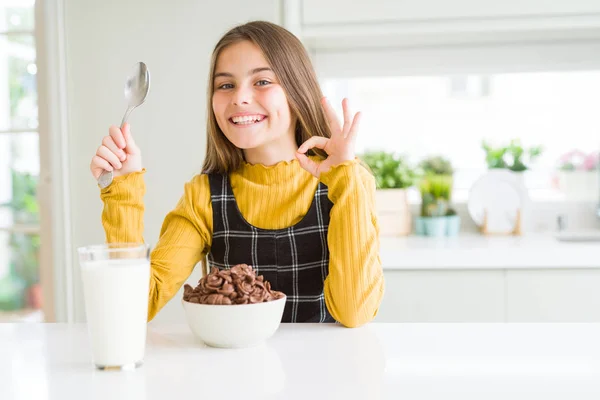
[232,86,252,105]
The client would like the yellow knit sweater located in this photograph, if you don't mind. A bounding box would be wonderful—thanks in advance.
[100,157,384,327]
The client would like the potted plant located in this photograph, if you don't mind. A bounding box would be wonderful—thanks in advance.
[481,138,543,196]
[482,139,543,173]
[416,173,460,236]
[478,139,543,234]
[1,169,42,310]
[361,150,417,236]
[418,155,454,176]
[414,156,460,237]
[555,150,598,200]
[445,207,461,236]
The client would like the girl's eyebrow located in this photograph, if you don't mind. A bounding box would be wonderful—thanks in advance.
[214,67,273,79]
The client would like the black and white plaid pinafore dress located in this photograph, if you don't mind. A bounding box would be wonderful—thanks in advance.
[206,173,335,323]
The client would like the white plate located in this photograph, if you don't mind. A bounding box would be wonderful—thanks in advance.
[468,171,524,233]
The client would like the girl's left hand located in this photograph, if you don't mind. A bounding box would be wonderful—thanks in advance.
[296,97,361,178]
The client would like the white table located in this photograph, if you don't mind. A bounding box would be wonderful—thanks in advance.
[2,323,600,400]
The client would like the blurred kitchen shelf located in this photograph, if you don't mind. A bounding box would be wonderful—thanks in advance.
[0,308,44,322]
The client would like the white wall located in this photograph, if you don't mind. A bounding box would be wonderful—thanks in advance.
[62,0,281,322]
[52,0,600,324]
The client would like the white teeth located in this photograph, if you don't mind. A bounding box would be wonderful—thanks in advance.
[231,115,264,124]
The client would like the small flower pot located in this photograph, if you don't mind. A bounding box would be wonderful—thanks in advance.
[423,217,447,237]
[415,215,461,236]
[376,189,412,236]
[414,216,426,235]
[445,215,461,236]
[557,170,598,200]
[27,283,43,309]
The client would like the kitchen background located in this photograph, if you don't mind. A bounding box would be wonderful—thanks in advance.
[1,0,600,324]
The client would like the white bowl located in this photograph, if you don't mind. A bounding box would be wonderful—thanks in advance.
[181,296,286,348]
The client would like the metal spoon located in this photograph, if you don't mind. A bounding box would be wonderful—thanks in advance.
[97,62,151,188]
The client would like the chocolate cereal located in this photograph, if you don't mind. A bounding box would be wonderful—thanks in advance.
[183,264,285,305]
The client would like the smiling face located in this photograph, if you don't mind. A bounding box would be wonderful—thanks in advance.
[211,40,297,159]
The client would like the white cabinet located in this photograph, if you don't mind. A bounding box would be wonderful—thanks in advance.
[377,267,600,322]
[301,0,600,26]
[369,235,600,322]
[506,269,600,322]
[375,270,505,322]
[293,0,600,49]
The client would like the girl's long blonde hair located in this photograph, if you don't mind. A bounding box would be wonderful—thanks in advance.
[202,21,331,174]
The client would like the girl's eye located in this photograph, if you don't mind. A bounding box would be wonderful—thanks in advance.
[256,80,271,86]
[217,83,234,90]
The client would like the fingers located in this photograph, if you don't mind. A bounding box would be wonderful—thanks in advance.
[90,156,113,179]
[96,145,123,170]
[323,97,360,139]
[342,98,352,136]
[321,97,342,135]
[346,111,362,141]
[91,123,141,181]
[297,136,329,154]
[122,123,140,155]
[295,152,319,178]
[109,125,126,149]
[102,135,127,162]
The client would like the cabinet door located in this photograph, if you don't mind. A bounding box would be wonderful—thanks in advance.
[302,0,600,26]
[375,270,505,322]
[507,269,600,322]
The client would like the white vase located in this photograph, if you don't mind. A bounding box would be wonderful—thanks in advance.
[558,170,599,200]
[375,189,411,236]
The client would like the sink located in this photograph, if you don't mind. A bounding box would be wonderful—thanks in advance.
[555,231,600,242]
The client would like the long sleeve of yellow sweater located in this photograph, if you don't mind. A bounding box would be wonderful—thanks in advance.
[100,158,384,327]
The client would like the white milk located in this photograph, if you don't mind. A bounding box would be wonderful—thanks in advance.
[80,258,150,367]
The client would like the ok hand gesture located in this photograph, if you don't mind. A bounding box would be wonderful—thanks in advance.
[296,97,361,178]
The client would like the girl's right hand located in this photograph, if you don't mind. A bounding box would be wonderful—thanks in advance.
[90,123,143,180]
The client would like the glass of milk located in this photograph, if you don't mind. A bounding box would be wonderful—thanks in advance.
[77,243,151,370]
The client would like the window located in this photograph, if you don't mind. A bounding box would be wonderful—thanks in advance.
[0,1,42,321]
[321,71,600,200]
[315,41,600,202]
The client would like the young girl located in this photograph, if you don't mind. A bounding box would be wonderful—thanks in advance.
[90,21,384,328]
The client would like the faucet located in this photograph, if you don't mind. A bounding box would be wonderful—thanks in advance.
[557,214,567,232]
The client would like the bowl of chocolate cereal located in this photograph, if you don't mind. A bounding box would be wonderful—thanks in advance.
[182,263,286,348]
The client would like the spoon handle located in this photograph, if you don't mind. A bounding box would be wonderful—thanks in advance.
[121,106,134,127]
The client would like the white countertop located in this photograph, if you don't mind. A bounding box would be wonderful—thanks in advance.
[3,322,600,400]
[380,233,600,269]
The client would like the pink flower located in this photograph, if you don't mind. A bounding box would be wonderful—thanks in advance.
[557,149,590,171]
[583,151,599,171]
[559,149,585,163]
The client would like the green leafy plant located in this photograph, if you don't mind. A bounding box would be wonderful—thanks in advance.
[419,174,453,217]
[418,156,454,176]
[3,169,39,224]
[482,139,543,172]
[415,156,455,217]
[361,150,417,189]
